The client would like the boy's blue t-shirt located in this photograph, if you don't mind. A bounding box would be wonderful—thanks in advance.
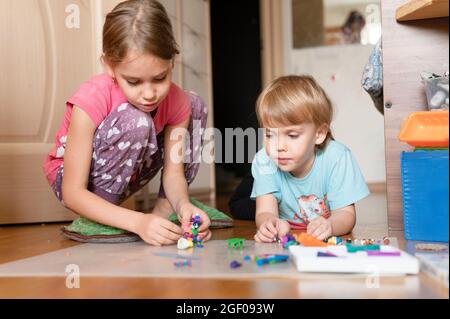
[250,140,370,224]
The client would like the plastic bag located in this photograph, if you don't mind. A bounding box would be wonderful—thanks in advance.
[361,39,384,115]
[420,71,449,110]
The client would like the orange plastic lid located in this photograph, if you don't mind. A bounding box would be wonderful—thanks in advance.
[398,111,449,147]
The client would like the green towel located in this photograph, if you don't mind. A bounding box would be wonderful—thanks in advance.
[64,198,233,236]
[168,198,233,228]
[64,217,129,236]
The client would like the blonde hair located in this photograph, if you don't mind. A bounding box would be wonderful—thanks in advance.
[256,75,334,149]
[102,0,179,65]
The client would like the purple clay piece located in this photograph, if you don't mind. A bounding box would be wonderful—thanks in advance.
[230,260,242,269]
[317,251,337,257]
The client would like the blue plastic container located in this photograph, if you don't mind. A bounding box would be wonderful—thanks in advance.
[401,150,449,242]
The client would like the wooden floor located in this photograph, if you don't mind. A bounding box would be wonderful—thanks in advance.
[0,192,448,298]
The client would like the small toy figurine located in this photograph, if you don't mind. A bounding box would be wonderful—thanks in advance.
[177,213,203,250]
[227,238,245,249]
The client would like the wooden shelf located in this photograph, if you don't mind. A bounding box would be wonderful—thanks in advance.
[396,0,449,21]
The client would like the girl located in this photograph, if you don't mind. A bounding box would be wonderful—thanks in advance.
[43,0,211,246]
[251,75,370,242]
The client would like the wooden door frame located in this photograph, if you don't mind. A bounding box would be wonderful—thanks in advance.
[260,0,285,87]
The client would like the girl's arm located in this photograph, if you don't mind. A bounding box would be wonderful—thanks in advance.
[161,117,211,234]
[161,117,191,215]
[61,107,147,233]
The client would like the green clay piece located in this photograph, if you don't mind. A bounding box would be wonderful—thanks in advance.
[346,244,380,253]
[227,238,245,249]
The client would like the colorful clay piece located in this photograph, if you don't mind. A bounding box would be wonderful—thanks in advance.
[177,213,203,250]
[174,260,192,267]
[256,254,289,266]
[230,260,242,269]
[346,244,380,253]
[326,236,343,245]
[345,236,390,246]
[281,233,298,249]
[177,237,194,249]
[317,251,338,257]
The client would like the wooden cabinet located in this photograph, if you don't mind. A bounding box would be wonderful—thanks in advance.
[381,0,449,231]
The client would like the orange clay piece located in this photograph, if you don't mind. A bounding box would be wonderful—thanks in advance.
[294,232,328,247]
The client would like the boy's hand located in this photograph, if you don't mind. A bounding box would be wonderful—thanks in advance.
[177,201,212,242]
[135,214,183,246]
[254,217,290,243]
[307,216,332,241]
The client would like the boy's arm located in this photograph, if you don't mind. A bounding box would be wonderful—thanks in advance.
[328,204,356,236]
[255,194,279,229]
[62,106,143,233]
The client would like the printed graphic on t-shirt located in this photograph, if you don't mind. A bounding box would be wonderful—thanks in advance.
[295,194,331,224]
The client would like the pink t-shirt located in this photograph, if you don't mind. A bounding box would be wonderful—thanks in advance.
[43,73,191,186]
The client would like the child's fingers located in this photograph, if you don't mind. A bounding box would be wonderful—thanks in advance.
[197,212,211,232]
[255,231,270,243]
[161,219,183,235]
[266,222,278,237]
[181,213,192,226]
[144,237,162,247]
[274,219,291,237]
[260,224,276,240]
[153,232,177,246]
[256,229,274,242]
[159,227,183,242]
[307,219,321,234]
[199,230,212,242]
[310,224,328,239]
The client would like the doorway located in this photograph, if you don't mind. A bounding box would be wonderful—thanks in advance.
[210,0,262,195]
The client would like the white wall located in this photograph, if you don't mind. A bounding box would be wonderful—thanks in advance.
[282,0,386,183]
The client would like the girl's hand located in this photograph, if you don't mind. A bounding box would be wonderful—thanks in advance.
[254,217,290,243]
[177,201,212,239]
[307,216,332,241]
[135,213,183,246]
